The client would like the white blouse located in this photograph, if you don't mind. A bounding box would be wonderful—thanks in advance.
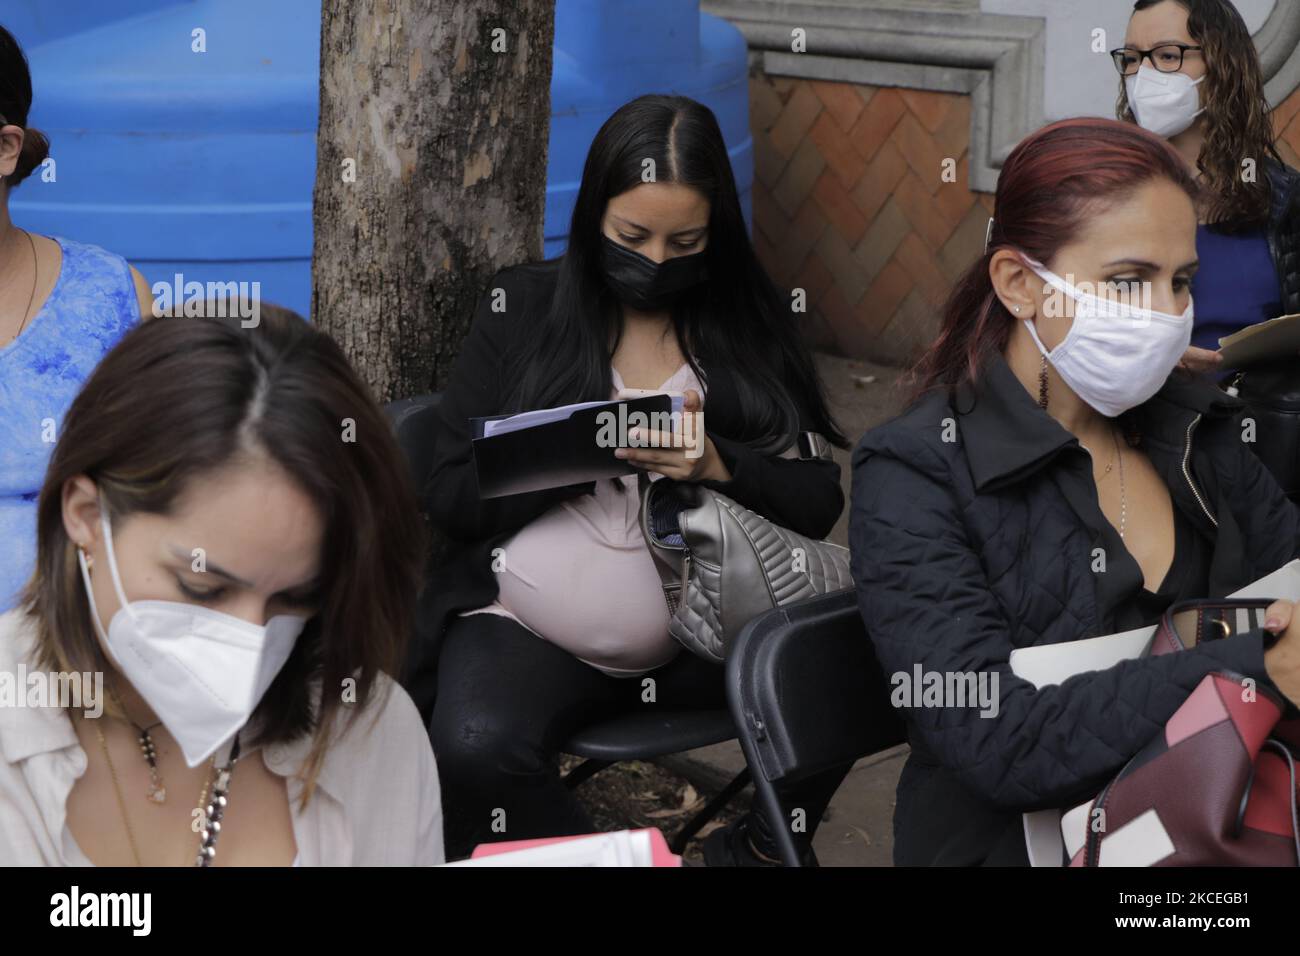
[0,609,444,866]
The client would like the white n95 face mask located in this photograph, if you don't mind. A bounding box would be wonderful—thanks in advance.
[78,500,307,767]
[1125,65,1205,138]
[1020,256,1193,419]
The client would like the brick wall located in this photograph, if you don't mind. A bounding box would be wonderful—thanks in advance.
[753,70,1300,367]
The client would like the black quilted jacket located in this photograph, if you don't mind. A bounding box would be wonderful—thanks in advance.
[850,354,1297,865]
[1266,161,1300,315]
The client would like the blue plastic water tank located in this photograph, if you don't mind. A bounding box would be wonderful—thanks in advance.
[545,0,752,256]
[6,1,751,316]
[8,0,320,316]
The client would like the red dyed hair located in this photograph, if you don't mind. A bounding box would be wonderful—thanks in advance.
[907,117,1201,399]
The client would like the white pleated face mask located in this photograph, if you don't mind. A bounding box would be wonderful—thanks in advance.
[1125,65,1205,138]
[78,501,307,767]
[1021,255,1193,418]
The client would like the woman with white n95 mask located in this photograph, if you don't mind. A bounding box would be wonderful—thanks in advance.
[0,304,443,866]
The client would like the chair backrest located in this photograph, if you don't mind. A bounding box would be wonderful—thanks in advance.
[384,394,442,492]
[726,588,906,786]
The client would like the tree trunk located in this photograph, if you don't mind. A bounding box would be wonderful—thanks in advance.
[312,0,555,401]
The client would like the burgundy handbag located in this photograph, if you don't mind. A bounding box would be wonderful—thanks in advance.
[1069,599,1300,867]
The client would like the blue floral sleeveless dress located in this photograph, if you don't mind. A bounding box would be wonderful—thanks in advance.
[0,236,140,610]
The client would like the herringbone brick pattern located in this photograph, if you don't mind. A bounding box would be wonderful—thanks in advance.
[756,76,1300,367]
[752,72,990,366]
[1272,85,1300,169]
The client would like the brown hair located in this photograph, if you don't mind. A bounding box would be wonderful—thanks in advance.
[0,23,50,187]
[19,304,427,809]
[1118,0,1281,227]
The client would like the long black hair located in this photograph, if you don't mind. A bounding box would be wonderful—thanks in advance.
[502,94,846,452]
[0,24,50,187]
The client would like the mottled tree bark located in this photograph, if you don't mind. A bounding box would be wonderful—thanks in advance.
[313,0,555,401]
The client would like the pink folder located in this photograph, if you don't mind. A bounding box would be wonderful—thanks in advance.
[469,827,683,866]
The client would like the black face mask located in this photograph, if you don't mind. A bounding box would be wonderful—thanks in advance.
[599,235,709,311]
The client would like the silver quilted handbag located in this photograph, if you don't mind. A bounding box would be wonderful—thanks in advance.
[638,475,853,662]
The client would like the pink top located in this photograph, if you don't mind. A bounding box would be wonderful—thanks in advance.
[458,362,706,676]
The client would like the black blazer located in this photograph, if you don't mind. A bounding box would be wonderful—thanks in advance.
[402,259,844,723]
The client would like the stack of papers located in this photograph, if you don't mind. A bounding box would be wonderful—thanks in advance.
[483,398,686,438]
[470,392,688,498]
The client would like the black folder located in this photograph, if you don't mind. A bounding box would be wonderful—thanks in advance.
[470,394,678,498]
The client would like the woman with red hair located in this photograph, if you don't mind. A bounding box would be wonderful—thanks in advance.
[849,117,1300,865]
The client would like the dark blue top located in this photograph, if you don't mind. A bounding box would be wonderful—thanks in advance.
[1189,224,1281,351]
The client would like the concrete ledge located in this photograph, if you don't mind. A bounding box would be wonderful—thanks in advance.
[703,0,1045,191]
[1260,0,1300,106]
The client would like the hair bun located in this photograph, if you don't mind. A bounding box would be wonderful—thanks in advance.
[9,126,49,186]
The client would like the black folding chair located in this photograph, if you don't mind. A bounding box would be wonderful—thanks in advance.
[384,393,747,854]
[560,710,748,854]
[726,588,907,866]
[385,393,442,490]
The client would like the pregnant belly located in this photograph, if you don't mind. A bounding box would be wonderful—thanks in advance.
[494,508,678,673]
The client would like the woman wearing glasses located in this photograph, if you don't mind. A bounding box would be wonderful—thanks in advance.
[1111,0,1300,375]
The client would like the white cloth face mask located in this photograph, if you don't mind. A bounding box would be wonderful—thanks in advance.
[1125,64,1205,138]
[78,500,307,767]
[1020,255,1193,418]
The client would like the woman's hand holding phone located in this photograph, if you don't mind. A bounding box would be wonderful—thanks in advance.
[612,388,731,483]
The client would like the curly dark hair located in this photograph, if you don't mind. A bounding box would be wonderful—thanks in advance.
[1118,0,1281,228]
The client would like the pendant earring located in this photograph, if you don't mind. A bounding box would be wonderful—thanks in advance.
[80,546,94,574]
[1037,355,1049,411]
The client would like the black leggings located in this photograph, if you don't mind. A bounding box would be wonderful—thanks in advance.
[429,611,849,860]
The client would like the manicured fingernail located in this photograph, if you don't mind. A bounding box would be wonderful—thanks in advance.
[1265,617,1282,631]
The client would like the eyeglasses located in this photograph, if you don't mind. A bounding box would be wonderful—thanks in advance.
[1110,43,1203,76]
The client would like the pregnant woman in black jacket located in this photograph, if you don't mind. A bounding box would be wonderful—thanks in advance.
[407,94,851,863]
[851,117,1300,866]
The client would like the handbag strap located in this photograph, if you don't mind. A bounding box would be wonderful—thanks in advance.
[777,431,834,461]
[637,470,684,615]
[1254,740,1300,865]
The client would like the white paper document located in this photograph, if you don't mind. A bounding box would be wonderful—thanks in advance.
[482,393,686,438]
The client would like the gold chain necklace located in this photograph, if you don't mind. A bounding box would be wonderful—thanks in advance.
[1089,426,1127,539]
[2,228,37,346]
[1115,427,1127,540]
[93,721,220,866]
